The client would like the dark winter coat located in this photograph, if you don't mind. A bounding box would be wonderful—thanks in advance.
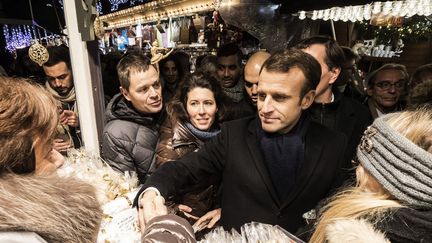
[102,94,161,183]
[136,116,348,233]
[309,92,372,178]
[156,119,221,219]
[375,207,432,243]
[155,119,204,166]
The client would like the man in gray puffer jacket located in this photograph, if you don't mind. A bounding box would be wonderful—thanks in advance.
[102,53,163,183]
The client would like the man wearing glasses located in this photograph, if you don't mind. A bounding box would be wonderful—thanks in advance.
[43,46,81,154]
[366,63,408,119]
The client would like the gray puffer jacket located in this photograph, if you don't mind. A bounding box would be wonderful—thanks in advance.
[102,93,161,183]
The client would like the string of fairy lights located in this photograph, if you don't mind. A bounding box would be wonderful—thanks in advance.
[1,0,143,52]
[2,24,64,53]
[296,0,431,22]
[3,0,216,52]
[99,0,218,29]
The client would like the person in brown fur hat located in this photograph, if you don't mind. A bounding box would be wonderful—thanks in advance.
[0,76,102,243]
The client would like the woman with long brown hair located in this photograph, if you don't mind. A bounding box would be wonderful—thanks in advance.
[155,72,226,232]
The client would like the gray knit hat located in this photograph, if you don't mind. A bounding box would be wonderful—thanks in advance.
[357,113,432,209]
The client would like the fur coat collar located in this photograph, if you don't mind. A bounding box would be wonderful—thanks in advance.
[0,174,102,243]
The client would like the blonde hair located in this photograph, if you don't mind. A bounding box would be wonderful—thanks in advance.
[0,76,59,175]
[310,106,432,243]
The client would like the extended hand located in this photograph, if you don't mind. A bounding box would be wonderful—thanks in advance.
[60,110,79,127]
[53,138,72,152]
[138,190,168,233]
[178,204,199,221]
[193,208,221,232]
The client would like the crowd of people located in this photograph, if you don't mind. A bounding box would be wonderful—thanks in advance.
[0,35,431,242]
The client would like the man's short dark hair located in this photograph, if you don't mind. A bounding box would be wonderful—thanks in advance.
[117,52,153,91]
[261,49,321,98]
[43,46,71,70]
[217,43,242,66]
[294,36,345,71]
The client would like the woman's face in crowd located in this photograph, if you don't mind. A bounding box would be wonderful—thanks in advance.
[34,137,65,175]
[186,87,218,131]
[163,60,179,84]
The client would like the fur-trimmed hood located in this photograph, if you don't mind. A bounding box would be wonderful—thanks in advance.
[326,219,390,243]
[0,173,102,243]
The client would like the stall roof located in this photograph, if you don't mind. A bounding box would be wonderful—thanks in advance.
[0,0,376,30]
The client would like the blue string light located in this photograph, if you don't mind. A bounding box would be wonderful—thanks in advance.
[2,24,59,53]
[97,0,103,14]
[109,0,129,11]
[107,0,146,12]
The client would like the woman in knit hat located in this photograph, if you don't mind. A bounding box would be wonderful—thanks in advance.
[310,106,432,243]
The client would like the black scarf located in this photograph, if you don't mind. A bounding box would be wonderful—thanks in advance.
[257,113,310,200]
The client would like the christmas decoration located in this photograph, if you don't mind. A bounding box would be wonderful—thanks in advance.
[297,0,431,22]
[358,16,432,44]
[28,41,49,66]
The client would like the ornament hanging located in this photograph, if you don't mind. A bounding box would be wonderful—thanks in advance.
[28,40,49,66]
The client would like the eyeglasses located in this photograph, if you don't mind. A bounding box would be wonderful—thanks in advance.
[373,80,405,90]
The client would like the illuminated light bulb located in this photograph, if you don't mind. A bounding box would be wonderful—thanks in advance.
[372,1,382,14]
[355,6,364,21]
[406,0,417,17]
[311,10,318,20]
[424,2,431,16]
[391,1,403,16]
[407,0,417,9]
[329,8,335,20]
[334,8,342,21]
[317,10,324,19]
[323,9,330,21]
[341,7,349,22]
[382,1,393,15]
[417,0,427,16]
[399,1,410,16]
[299,11,306,20]
[348,6,357,22]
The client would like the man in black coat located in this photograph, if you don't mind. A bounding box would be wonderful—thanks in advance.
[295,36,372,176]
[135,49,347,234]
